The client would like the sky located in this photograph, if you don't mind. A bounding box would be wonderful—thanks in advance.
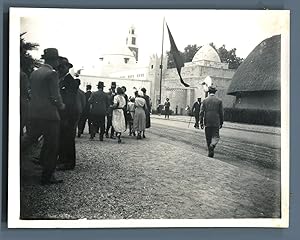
[19,9,289,71]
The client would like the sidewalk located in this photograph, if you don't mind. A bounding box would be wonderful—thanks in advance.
[151,114,281,135]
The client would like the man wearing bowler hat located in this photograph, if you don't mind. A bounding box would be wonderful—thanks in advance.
[89,81,109,141]
[21,48,65,185]
[56,56,79,171]
[105,82,117,139]
[200,85,224,158]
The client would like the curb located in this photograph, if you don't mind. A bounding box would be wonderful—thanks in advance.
[151,116,280,136]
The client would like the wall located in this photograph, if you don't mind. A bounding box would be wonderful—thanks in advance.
[233,91,280,110]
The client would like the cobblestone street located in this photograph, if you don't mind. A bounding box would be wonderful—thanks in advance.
[21,118,281,220]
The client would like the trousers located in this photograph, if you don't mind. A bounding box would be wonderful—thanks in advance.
[204,127,220,148]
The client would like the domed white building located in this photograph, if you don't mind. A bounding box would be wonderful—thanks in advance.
[192,44,221,63]
[78,26,236,112]
[152,44,236,112]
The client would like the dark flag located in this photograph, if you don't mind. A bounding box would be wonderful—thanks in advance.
[166,23,190,87]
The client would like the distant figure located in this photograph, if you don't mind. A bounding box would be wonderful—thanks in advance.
[112,87,126,143]
[200,86,223,158]
[192,98,201,129]
[164,98,170,119]
[133,91,147,139]
[175,105,178,115]
[88,81,109,141]
[77,84,92,137]
[106,82,117,139]
[141,87,152,129]
[127,97,135,136]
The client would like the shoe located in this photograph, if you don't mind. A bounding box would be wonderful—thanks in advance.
[110,135,116,139]
[137,134,142,140]
[99,135,104,141]
[105,133,109,138]
[118,138,121,143]
[132,132,136,136]
[208,145,214,158]
[77,133,81,138]
[143,134,146,138]
[41,176,63,185]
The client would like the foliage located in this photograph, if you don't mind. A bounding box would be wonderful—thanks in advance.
[167,42,243,70]
[20,32,41,76]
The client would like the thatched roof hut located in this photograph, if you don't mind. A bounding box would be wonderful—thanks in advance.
[227,34,281,95]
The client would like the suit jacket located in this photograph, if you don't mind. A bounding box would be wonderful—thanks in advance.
[59,73,79,118]
[192,101,201,114]
[76,89,86,116]
[28,64,64,121]
[82,90,92,115]
[200,94,223,127]
[89,89,109,115]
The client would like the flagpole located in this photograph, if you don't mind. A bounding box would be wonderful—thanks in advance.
[159,17,165,105]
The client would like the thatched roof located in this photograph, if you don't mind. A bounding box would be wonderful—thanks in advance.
[227,35,280,95]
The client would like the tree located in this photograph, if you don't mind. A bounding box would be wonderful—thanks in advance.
[217,44,244,69]
[20,32,41,76]
[167,42,243,70]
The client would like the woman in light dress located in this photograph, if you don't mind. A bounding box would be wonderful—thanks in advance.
[112,87,126,143]
[133,91,147,139]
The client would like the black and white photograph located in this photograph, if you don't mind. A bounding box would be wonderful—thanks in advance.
[8,8,289,228]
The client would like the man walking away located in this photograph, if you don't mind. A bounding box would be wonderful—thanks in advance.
[192,98,201,129]
[89,81,109,141]
[21,48,65,185]
[200,86,223,158]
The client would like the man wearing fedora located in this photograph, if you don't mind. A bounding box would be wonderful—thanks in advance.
[105,82,117,139]
[56,57,79,171]
[89,81,109,141]
[77,84,92,137]
[200,85,224,158]
[21,48,65,185]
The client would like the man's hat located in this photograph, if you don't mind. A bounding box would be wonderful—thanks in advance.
[111,82,116,87]
[86,84,92,90]
[208,85,217,93]
[41,48,60,60]
[97,81,105,88]
[59,57,73,69]
[141,87,146,93]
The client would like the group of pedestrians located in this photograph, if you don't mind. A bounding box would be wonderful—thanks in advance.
[76,82,152,143]
[20,48,153,185]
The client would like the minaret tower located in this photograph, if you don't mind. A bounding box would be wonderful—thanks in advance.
[126,25,139,62]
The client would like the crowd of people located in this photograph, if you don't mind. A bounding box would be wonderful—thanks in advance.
[20,48,152,185]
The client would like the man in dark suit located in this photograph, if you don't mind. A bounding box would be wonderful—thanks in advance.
[57,57,79,171]
[21,48,65,185]
[89,81,109,141]
[77,84,92,137]
[105,82,116,139]
[200,86,223,158]
[192,98,201,129]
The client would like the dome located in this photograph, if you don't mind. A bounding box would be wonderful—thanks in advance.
[192,45,221,63]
